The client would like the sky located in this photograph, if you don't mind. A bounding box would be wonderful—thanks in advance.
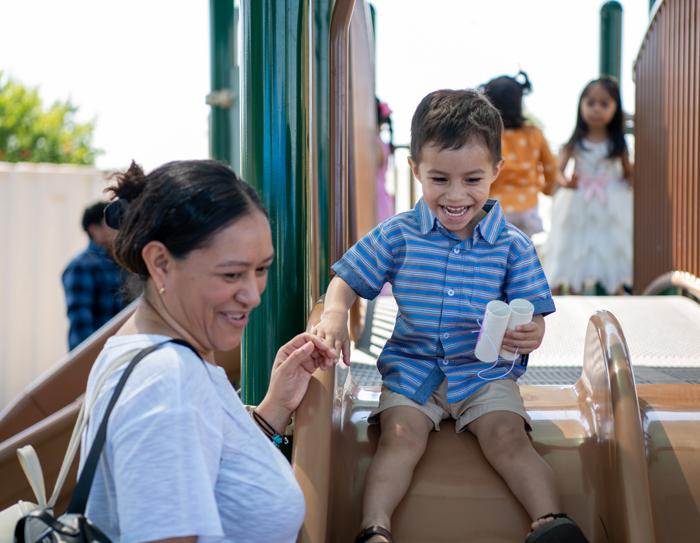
[0,0,652,171]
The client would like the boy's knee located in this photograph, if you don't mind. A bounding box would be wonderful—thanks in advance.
[379,412,432,456]
[480,422,530,460]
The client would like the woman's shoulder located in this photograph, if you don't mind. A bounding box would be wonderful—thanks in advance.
[96,335,219,405]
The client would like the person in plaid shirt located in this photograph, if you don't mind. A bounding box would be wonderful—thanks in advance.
[62,201,125,350]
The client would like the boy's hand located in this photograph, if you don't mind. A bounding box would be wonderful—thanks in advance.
[501,314,545,355]
[311,310,351,366]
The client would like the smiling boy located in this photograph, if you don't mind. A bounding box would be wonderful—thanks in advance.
[312,90,588,543]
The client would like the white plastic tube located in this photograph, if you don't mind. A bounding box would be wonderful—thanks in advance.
[498,299,534,360]
[474,300,511,363]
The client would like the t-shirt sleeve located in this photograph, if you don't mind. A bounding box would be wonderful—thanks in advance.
[330,223,394,300]
[504,236,555,316]
[108,358,225,543]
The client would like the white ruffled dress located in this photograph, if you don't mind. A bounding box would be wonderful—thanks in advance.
[543,139,633,293]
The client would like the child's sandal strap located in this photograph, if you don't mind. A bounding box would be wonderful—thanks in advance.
[537,512,570,521]
[354,526,394,543]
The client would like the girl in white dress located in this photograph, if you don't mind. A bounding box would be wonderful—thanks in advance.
[544,76,634,294]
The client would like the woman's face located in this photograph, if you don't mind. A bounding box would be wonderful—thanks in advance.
[166,210,274,354]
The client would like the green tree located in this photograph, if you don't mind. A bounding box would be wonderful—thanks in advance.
[0,72,102,165]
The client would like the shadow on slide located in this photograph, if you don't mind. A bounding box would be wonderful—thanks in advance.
[293,300,700,542]
[2,299,700,541]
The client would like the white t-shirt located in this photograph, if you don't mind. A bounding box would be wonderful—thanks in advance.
[80,335,305,543]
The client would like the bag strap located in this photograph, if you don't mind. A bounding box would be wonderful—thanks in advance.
[47,348,142,508]
[66,338,200,515]
[16,446,47,509]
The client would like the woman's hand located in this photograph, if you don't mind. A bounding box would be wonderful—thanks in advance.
[501,315,545,355]
[256,333,339,434]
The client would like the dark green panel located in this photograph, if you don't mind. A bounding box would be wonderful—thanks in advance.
[315,0,333,294]
[240,0,312,405]
[600,1,623,82]
[210,0,233,164]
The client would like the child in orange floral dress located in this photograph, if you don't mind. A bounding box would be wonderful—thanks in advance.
[481,71,563,237]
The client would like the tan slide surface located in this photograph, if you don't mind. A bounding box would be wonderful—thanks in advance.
[294,299,700,542]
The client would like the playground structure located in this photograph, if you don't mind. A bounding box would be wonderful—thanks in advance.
[2,0,700,541]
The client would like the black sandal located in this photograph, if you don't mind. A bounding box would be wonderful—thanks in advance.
[354,526,394,543]
[524,513,589,543]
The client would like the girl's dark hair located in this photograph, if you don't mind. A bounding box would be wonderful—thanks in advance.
[107,160,267,278]
[566,76,627,158]
[480,71,532,129]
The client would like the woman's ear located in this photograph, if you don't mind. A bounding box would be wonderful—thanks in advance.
[142,241,171,289]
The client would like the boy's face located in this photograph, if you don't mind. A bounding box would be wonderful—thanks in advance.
[409,141,503,240]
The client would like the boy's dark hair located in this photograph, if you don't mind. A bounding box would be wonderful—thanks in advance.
[82,202,108,235]
[410,89,503,166]
[481,71,532,129]
[566,76,627,158]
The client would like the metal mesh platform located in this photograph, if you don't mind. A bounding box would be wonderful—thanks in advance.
[349,295,700,387]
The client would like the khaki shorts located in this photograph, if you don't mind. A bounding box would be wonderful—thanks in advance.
[368,378,532,433]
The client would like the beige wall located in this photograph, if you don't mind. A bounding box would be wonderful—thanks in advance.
[0,162,113,410]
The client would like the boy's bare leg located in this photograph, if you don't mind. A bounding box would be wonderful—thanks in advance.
[468,410,561,532]
[360,406,434,541]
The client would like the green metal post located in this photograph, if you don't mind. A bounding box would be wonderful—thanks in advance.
[600,1,623,82]
[209,0,233,165]
[240,0,315,405]
[315,0,333,295]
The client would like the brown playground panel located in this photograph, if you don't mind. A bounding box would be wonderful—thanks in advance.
[293,300,700,543]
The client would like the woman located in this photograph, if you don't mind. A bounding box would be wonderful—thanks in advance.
[79,160,338,543]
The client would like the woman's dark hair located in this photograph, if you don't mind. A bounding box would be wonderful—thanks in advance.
[107,160,267,278]
[565,76,627,158]
[480,71,532,129]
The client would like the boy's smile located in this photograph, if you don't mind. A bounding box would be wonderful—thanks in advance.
[410,142,504,240]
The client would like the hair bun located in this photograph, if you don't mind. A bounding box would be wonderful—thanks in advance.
[516,70,532,95]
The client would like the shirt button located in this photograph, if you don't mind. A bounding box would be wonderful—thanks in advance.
[447,288,455,296]
[443,359,449,365]
[453,247,460,254]
[443,333,450,339]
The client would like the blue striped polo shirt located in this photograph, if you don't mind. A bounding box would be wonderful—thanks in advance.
[331,198,555,404]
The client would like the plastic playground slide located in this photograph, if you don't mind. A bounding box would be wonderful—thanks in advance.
[2,297,700,541]
[293,299,700,543]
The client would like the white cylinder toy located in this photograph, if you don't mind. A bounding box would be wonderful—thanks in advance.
[498,299,534,360]
[474,300,511,363]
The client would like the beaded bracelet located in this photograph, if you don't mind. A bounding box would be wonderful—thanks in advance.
[252,409,289,448]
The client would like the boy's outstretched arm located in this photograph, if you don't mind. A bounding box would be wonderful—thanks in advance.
[311,276,358,366]
[500,314,545,355]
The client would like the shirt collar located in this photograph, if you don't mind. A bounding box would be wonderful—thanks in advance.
[89,239,109,256]
[415,198,505,245]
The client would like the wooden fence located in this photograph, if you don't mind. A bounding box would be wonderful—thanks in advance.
[633,0,700,293]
